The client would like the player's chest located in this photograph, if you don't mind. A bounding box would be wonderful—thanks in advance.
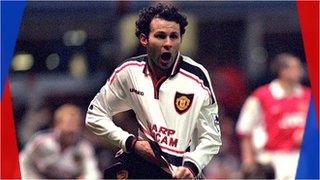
[125,74,201,115]
[261,96,309,117]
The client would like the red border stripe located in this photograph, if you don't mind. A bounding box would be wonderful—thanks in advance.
[1,80,21,178]
[297,1,319,124]
[178,70,212,97]
[109,62,145,84]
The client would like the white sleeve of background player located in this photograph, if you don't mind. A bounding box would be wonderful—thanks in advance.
[236,96,262,135]
[19,136,40,179]
[19,134,58,179]
[183,99,222,175]
[85,69,133,152]
[79,141,102,179]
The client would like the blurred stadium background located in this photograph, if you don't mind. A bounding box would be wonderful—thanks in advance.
[10,1,310,178]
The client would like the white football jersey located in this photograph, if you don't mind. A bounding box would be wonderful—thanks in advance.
[86,54,221,175]
[19,131,101,179]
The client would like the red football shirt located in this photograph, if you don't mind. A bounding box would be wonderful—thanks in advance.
[237,80,311,151]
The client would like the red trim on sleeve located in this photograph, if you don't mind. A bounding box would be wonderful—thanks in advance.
[109,62,145,84]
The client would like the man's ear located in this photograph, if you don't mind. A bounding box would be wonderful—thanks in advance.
[139,33,148,47]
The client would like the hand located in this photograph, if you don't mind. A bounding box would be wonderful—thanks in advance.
[134,140,162,166]
[172,166,194,179]
[242,159,256,173]
[241,142,256,175]
[241,160,258,178]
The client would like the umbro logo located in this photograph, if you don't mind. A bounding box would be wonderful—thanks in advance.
[130,88,144,96]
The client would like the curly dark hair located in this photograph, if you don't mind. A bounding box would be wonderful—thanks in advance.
[135,3,188,38]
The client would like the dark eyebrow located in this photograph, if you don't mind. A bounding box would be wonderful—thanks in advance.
[170,32,179,35]
[154,31,166,35]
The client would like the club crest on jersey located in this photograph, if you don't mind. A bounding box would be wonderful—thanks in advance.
[174,92,194,114]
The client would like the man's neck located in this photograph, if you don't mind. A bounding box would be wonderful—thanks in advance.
[277,78,298,95]
[147,59,172,81]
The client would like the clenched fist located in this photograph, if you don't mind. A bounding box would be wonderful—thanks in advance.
[172,166,194,179]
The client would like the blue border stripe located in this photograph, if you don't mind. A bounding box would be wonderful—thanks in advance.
[296,97,320,179]
[1,1,25,99]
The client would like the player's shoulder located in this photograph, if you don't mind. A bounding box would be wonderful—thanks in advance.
[109,54,147,81]
[181,55,209,73]
[26,130,58,149]
[252,83,271,98]
[117,54,147,70]
[77,138,95,152]
[180,55,211,81]
[30,130,54,141]
[180,55,216,103]
[255,84,270,92]
[125,54,147,63]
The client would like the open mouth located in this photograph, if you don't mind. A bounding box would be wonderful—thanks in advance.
[160,52,172,62]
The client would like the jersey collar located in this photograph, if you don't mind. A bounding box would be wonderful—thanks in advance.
[143,52,182,78]
[270,79,303,99]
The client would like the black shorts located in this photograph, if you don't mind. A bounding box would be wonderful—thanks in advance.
[104,152,172,179]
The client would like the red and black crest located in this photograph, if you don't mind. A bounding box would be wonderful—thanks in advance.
[174,92,194,114]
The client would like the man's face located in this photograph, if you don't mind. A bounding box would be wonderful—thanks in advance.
[140,18,182,70]
[55,113,81,146]
[280,57,303,84]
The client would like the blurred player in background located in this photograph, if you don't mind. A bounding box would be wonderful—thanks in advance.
[86,3,221,179]
[19,104,101,179]
[236,53,311,179]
